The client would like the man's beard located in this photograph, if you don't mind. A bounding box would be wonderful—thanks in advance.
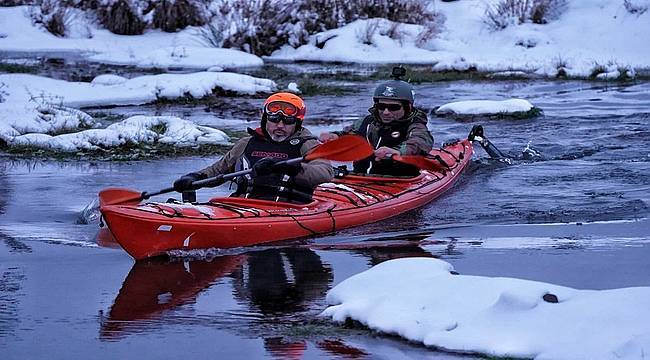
[269,131,290,142]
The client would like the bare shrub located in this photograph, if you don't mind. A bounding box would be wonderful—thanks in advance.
[1,0,35,5]
[484,0,567,30]
[97,0,148,35]
[206,0,445,56]
[357,19,380,45]
[152,0,208,32]
[553,54,568,77]
[382,21,404,42]
[195,19,226,48]
[0,82,8,104]
[624,0,648,14]
[28,0,77,37]
[297,0,441,30]
[208,0,295,55]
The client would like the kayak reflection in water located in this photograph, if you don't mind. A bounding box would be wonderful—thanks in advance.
[319,66,433,177]
[99,254,246,340]
[99,248,332,340]
[173,92,334,204]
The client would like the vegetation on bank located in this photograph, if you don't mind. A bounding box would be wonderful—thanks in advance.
[432,106,543,121]
[0,127,248,160]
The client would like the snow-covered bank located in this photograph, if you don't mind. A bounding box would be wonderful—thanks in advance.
[9,115,230,152]
[322,257,650,359]
[0,72,275,149]
[0,6,263,70]
[269,0,649,77]
[3,1,648,77]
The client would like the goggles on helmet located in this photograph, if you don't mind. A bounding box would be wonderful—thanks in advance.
[265,101,299,117]
[266,113,299,125]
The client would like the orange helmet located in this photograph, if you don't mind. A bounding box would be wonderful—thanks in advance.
[263,92,306,121]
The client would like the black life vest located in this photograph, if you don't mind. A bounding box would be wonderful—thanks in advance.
[233,132,314,203]
[353,116,420,176]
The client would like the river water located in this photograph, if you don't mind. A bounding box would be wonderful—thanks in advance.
[1,77,649,359]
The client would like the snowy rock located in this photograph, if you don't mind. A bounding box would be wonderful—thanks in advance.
[287,82,301,93]
[207,66,224,72]
[596,70,621,80]
[436,99,537,118]
[91,74,128,86]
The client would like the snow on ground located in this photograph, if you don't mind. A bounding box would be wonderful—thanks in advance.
[0,6,263,70]
[0,72,275,147]
[322,257,650,360]
[270,19,456,64]
[435,99,535,116]
[270,0,649,77]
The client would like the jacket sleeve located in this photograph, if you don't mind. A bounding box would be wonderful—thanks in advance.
[197,137,250,178]
[294,138,335,188]
[399,122,434,155]
[333,116,366,136]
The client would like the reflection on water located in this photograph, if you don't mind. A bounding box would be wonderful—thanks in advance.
[231,248,333,316]
[99,255,246,340]
[98,241,448,358]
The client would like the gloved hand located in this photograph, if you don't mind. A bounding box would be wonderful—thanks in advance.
[253,157,302,177]
[173,172,206,192]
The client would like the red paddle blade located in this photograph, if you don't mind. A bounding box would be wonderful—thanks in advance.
[393,155,444,171]
[99,188,143,207]
[305,135,374,162]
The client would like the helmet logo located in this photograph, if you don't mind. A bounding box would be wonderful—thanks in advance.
[391,131,401,138]
[289,139,301,145]
[382,86,396,97]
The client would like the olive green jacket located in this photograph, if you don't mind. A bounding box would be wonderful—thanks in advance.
[338,107,433,155]
[198,127,334,189]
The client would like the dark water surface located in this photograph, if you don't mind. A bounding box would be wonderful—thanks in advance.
[1,79,649,359]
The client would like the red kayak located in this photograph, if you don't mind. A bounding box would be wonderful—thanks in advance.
[99,139,473,260]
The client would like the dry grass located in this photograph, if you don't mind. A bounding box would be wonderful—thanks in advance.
[623,0,648,14]
[484,0,567,30]
[152,0,207,32]
[97,0,147,35]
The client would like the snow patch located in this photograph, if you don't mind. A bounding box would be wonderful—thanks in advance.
[322,257,650,359]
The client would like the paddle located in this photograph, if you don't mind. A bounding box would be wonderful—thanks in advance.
[99,135,374,206]
[392,155,446,172]
[467,125,506,159]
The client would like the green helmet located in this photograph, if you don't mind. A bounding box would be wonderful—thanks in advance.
[373,80,415,104]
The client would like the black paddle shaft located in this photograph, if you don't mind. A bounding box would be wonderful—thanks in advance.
[468,125,505,159]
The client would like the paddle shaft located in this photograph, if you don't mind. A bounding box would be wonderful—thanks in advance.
[140,157,304,200]
[468,125,505,159]
[192,157,303,188]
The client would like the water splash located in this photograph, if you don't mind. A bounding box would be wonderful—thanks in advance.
[77,197,100,225]
[522,141,542,160]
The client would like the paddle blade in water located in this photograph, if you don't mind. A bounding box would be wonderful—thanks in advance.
[393,155,445,172]
[99,188,143,207]
[305,135,374,162]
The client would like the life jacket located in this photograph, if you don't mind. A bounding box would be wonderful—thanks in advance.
[233,129,315,203]
[353,116,420,176]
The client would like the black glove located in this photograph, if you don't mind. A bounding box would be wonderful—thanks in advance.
[173,172,206,192]
[253,157,302,177]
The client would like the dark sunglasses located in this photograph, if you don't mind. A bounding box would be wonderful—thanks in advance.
[266,113,299,125]
[375,103,403,111]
